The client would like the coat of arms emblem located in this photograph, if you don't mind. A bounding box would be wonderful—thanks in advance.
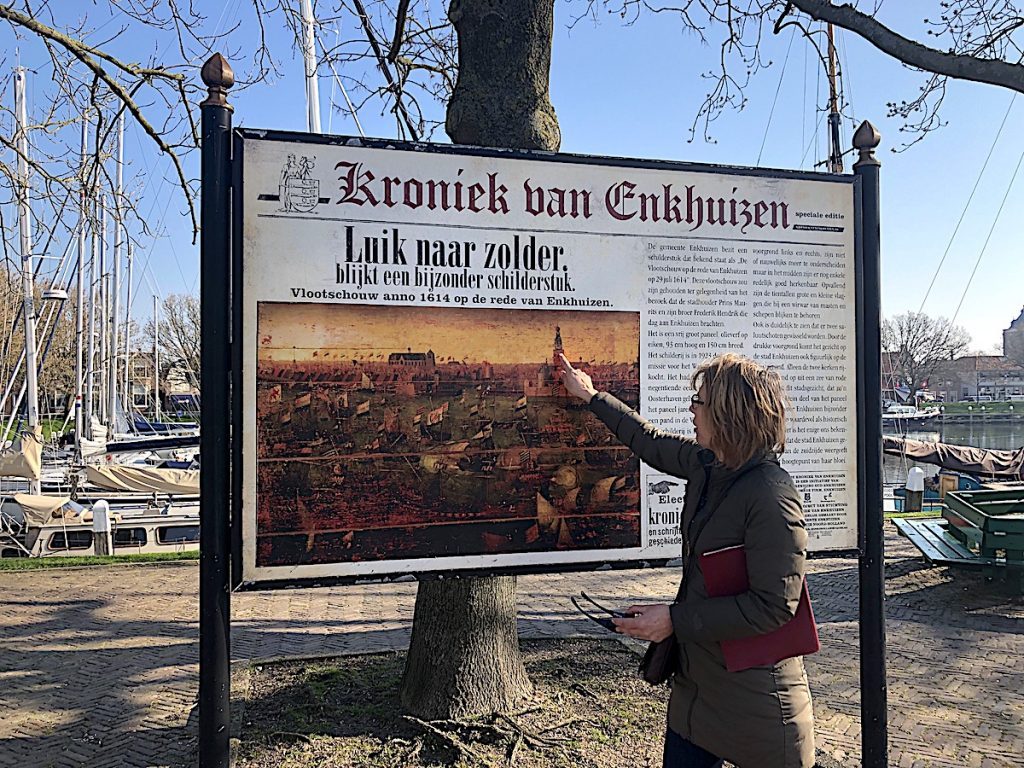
[278,154,320,212]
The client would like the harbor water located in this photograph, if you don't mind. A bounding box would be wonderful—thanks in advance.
[883,417,1024,485]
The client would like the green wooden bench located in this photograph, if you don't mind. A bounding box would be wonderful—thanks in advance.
[943,489,1024,566]
[893,487,1024,591]
[891,518,998,569]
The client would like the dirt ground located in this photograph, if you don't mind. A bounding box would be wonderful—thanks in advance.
[234,638,673,768]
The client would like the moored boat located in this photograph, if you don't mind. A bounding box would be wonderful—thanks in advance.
[881,404,940,427]
[0,493,199,558]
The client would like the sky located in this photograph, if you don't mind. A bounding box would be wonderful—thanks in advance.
[7,2,1022,354]
[258,303,639,363]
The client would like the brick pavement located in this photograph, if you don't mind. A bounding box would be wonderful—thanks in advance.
[0,527,1022,767]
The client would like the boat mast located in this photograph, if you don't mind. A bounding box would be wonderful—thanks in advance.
[108,113,124,428]
[98,196,108,425]
[123,241,132,414]
[826,24,844,174]
[300,0,322,133]
[13,67,40,494]
[75,110,89,459]
[85,194,98,440]
[153,294,160,422]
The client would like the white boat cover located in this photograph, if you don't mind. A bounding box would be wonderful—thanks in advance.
[78,419,111,460]
[13,493,75,527]
[90,418,109,442]
[0,427,42,480]
[85,464,200,494]
[13,493,120,528]
[79,436,108,459]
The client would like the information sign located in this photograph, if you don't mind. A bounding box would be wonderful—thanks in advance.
[236,131,860,584]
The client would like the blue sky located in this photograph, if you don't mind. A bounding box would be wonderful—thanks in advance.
[9,3,1022,352]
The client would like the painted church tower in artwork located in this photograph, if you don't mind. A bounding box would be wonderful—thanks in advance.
[524,326,570,399]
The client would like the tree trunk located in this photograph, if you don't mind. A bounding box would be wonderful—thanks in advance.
[444,0,560,151]
[400,577,533,719]
[399,0,559,720]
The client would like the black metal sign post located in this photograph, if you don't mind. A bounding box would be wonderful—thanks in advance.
[853,121,888,768]
[198,54,234,768]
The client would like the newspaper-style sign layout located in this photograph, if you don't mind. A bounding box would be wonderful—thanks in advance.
[238,132,858,584]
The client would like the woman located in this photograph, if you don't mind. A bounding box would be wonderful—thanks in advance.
[559,352,814,768]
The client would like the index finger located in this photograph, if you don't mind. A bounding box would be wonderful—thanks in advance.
[558,353,573,372]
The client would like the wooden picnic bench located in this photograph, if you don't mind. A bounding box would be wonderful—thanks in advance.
[892,487,1024,592]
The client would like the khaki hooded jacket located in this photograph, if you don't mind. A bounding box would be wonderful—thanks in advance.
[589,392,815,768]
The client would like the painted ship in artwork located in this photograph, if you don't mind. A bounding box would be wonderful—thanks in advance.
[254,304,641,567]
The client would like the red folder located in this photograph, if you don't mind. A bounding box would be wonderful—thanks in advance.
[699,544,820,673]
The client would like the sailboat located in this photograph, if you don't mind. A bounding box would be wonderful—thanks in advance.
[0,69,199,555]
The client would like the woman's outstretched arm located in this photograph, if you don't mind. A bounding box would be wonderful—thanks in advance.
[559,354,702,479]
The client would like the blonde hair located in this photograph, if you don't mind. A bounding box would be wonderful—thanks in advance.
[691,353,788,469]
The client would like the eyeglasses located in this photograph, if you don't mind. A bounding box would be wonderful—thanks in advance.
[570,591,633,631]
[690,394,706,406]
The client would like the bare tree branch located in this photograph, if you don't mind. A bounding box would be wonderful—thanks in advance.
[789,0,1024,93]
[589,1,1024,146]
[0,3,197,235]
[0,4,185,84]
[387,0,413,62]
[351,0,422,140]
[883,312,972,396]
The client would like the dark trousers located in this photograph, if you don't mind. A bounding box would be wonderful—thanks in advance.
[663,728,725,768]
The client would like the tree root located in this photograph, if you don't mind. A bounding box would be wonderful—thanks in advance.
[494,712,565,749]
[402,715,496,767]
[508,703,544,717]
[539,716,591,734]
[400,707,584,767]
[506,731,525,767]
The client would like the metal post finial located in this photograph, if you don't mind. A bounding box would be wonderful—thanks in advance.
[201,54,235,110]
[853,120,881,168]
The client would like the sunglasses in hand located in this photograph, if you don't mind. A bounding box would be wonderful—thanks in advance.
[570,591,636,631]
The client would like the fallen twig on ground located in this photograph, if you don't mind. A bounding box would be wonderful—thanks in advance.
[570,681,600,699]
[539,716,590,734]
[269,730,312,744]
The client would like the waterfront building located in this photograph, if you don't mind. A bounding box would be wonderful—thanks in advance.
[1003,307,1024,365]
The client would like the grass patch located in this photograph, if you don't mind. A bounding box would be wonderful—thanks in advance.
[885,510,944,520]
[937,402,1021,415]
[234,638,670,768]
[0,418,68,443]
[0,550,199,570]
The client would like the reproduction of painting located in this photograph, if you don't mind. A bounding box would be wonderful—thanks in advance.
[254,303,641,567]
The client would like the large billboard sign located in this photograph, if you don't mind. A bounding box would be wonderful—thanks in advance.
[236,130,860,585]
